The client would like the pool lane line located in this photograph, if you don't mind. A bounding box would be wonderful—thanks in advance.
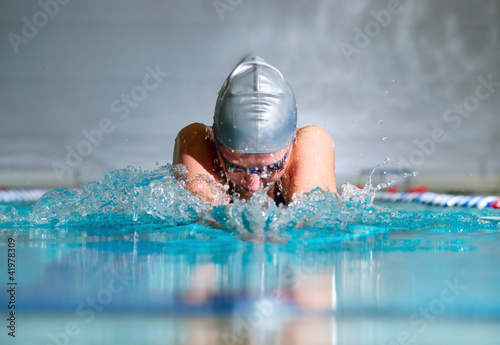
[0,189,48,203]
[2,188,500,210]
[375,191,500,209]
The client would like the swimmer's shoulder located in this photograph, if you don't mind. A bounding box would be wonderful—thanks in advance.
[173,122,217,166]
[175,122,213,141]
[285,125,336,199]
[295,126,333,143]
[290,126,334,159]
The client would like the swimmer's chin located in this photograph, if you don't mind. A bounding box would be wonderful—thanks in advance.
[241,186,274,199]
[230,186,256,200]
[231,181,275,199]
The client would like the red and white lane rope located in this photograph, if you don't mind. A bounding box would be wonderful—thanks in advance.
[2,188,500,210]
[375,191,500,209]
[0,189,48,203]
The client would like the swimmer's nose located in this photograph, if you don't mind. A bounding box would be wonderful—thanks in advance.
[243,173,263,192]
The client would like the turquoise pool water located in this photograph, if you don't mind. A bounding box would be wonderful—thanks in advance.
[1,165,499,344]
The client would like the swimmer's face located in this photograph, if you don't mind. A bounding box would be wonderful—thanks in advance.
[216,144,289,197]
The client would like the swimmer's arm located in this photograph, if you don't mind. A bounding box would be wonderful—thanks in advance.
[286,126,337,202]
[173,123,230,205]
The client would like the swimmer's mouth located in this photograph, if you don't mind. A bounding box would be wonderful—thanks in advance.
[242,183,275,195]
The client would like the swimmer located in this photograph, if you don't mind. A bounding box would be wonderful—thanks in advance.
[173,55,336,205]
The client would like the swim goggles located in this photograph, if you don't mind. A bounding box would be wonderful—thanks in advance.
[213,131,294,175]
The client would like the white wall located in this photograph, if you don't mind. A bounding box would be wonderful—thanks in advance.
[1,0,499,189]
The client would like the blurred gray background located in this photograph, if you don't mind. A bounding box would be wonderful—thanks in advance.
[1,0,499,191]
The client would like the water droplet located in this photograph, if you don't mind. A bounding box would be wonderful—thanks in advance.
[378,120,383,124]
[382,136,387,141]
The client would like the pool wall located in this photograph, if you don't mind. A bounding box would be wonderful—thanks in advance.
[1,1,500,184]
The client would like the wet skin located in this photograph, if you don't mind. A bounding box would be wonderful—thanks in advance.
[216,144,290,200]
[173,123,337,205]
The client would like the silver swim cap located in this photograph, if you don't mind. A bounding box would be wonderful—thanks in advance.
[213,55,297,154]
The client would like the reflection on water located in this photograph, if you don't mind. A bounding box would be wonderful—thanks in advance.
[1,214,500,344]
[1,220,498,314]
[2,186,500,344]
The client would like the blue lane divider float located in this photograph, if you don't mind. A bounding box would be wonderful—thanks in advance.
[2,188,500,210]
[375,191,500,209]
[0,189,48,203]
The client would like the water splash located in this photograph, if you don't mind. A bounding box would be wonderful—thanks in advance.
[341,157,396,205]
[26,165,209,228]
[0,163,498,243]
[202,189,294,244]
[0,205,19,224]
